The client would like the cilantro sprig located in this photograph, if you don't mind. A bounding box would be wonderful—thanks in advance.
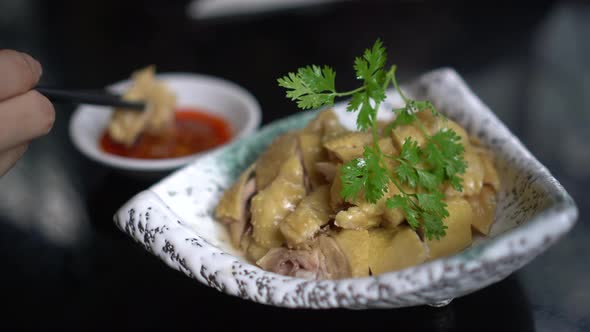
[277,38,467,240]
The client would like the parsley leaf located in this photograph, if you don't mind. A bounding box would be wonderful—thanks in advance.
[386,195,420,229]
[341,146,389,203]
[347,39,388,131]
[418,191,450,240]
[340,158,366,203]
[346,92,363,114]
[416,192,448,216]
[299,65,336,92]
[387,100,439,132]
[399,138,420,164]
[416,169,440,191]
[277,65,336,109]
[348,91,376,131]
[354,38,386,80]
[422,210,448,240]
[387,192,450,240]
[278,38,468,241]
[389,107,416,130]
[296,94,335,110]
[363,146,390,203]
[424,128,467,191]
[395,162,418,188]
[395,138,421,188]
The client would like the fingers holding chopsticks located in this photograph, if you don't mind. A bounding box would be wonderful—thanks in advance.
[0,90,55,150]
[0,50,43,101]
[0,50,54,175]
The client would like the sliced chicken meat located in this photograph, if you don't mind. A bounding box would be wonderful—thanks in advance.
[107,65,176,146]
[214,164,257,246]
[302,109,348,142]
[334,203,382,230]
[255,132,298,190]
[323,132,373,162]
[250,154,306,248]
[315,161,339,183]
[256,235,351,280]
[298,133,328,189]
[280,184,332,247]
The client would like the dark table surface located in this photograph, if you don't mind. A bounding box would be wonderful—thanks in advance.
[1,0,588,330]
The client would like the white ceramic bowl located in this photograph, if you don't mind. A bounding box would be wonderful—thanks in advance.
[69,73,261,175]
[113,68,578,309]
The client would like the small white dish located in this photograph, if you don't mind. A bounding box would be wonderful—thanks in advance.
[69,73,261,176]
[113,68,578,309]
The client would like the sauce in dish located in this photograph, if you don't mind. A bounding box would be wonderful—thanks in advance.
[100,108,232,159]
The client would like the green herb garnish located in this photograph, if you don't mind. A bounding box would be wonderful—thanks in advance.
[277,38,466,240]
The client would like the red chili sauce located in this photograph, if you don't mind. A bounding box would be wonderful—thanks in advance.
[100,108,232,159]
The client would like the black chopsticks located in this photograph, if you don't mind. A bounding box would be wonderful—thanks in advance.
[36,86,146,110]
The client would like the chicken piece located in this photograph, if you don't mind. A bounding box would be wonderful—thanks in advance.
[445,150,484,197]
[382,207,405,228]
[467,185,497,235]
[414,108,438,124]
[380,183,406,228]
[377,136,399,171]
[391,123,427,149]
[378,136,397,157]
[250,155,306,248]
[339,178,406,229]
[298,133,328,189]
[257,247,318,279]
[280,185,332,247]
[317,235,352,279]
[240,232,269,262]
[315,161,339,183]
[426,198,473,260]
[394,112,488,198]
[475,147,500,191]
[327,147,392,214]
[462,150,485,196]
[332,229,369,277]
[431,118,470,147]
[332,167,405,229]
[322,118,348,141]
[107,65,176,146]
[369,226,428,275]
[214,164,257,246]
[323,132,372,162]
[302,109,348,141]
[376,119,391,134]
[378,179,419,228]
[330,167,345,210]
[326,135,398,212]
[256,235,351,280]
[417,110,470,146]
[334,203,382,230]
[255,133,298,190]
[391,110,470,151]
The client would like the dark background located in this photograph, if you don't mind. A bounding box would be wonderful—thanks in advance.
[0,0,588,330]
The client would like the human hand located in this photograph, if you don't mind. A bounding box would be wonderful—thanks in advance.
[0,50,55,177]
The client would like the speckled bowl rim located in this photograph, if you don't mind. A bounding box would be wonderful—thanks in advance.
[114,68,578,309]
